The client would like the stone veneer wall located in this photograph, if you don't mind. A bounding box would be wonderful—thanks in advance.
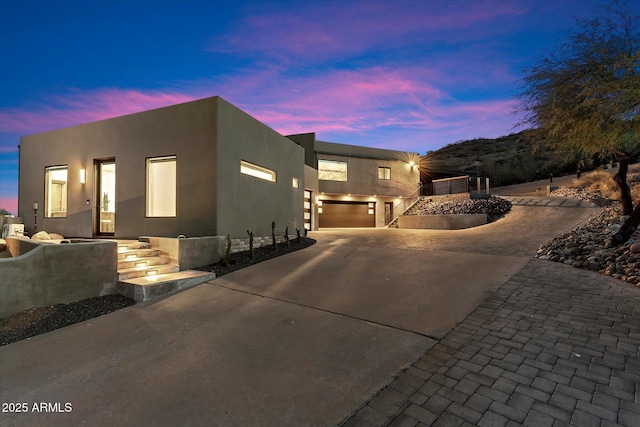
[230,234,299,253]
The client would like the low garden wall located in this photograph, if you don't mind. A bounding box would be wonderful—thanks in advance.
[397,214,487,230]
[141,236,225,270]
[140,234,299,270]
[0,238,118,319]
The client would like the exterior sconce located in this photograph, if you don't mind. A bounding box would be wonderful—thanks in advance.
[80,169,86,184]
[33,202,38,233]
[408,160,415,168]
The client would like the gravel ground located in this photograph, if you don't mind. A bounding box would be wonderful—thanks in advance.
[0,237,316,347]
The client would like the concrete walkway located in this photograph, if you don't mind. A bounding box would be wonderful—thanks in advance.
[1,197,637,426]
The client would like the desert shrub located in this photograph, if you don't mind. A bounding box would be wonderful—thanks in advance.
[631,184,640,202]
[246,229,254,258]
[573,171,619,200]
[223,234,232,266]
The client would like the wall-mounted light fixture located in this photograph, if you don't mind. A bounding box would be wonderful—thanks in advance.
[80,169,86,184]
[408,160,415,168]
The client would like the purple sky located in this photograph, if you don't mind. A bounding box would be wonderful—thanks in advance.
[0,0,628,214]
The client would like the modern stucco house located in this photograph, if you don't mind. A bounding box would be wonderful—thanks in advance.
[287,133,420,228]
[17,96,421,240]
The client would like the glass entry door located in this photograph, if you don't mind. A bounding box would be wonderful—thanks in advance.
[96,160,116,235]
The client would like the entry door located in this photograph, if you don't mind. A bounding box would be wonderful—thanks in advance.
[95,160,116,236]
[385,202,393,225]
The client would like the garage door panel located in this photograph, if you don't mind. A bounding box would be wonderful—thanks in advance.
[320,202,374,228]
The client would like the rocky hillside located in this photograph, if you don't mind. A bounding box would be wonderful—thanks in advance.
[423,129,589,187]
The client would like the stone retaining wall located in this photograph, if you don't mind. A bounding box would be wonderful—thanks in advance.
[231,234,298,253]
[421,193,471,203]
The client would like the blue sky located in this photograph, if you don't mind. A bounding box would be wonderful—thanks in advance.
[0,0,632,214]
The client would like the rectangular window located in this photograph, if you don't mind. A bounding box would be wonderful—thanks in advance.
[147,156,177,217]
[45,165,68,217]
[292,177,299,188]
[318,160,347,181]
[378,166,391,180]
[241,160,276,182]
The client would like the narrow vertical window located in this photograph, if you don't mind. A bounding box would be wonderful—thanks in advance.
[44,165,68,217]
[147,156,176,217]
[292,177,299,188]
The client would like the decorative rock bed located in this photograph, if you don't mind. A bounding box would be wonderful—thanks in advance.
[536,187,640,286]
[404,195,512,223]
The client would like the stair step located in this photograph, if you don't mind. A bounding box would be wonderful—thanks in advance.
[117,248,160,260]
[117,256,171,270]
[117,241,151,250]
[118,263,179,281]
[117,271,216,302]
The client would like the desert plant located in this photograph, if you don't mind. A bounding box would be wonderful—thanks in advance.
[222,234,231,266]
[246,229,254,258]
[575,171,620,200]
[284,226,289,247]
[271,221,277,251]
[102,192,110,212]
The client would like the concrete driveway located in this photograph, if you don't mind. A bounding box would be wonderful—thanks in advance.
[0,197,599,426]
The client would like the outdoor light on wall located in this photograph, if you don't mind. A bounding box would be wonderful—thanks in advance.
[408,160,415,168]
[33,202,38,233]
[79,169,86,184]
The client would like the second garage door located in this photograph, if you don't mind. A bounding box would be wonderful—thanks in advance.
[319,201,374,228]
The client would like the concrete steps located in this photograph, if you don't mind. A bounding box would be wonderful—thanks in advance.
[116,240,215,302]
[117,270,216,302]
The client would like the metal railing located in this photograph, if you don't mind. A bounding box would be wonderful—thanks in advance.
[385,183,423,227]
[430,175,491,196]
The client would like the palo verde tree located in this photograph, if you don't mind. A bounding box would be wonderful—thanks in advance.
[517,0,640,245]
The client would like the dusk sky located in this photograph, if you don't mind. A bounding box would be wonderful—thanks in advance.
[1,0,634,215]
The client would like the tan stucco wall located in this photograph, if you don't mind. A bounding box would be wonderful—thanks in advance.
[18,97,305,239]
[0,237,117,318]
[19,98,218,238]
[397,214,487,230]
[317,154,419,197]
[215,98,305,238]
[141,236,225,270]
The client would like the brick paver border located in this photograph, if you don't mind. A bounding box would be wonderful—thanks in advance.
[342,259,640,427]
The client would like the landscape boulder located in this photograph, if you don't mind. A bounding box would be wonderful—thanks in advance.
[31,231,52,241]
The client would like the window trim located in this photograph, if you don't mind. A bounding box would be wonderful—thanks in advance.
[318,159,348,182]
[240,160,277,182]
[146,155,177,218]
[44,165,68,218]
[378,166,391,180]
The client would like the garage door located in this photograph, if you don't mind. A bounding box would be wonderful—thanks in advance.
[319,201,375,228]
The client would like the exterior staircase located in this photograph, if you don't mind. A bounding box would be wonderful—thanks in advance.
[116,240,215,302]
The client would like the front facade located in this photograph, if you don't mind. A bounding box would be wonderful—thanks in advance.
[18,97,421,239]
[19,97,304,239]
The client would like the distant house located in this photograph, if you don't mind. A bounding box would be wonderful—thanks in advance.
[18,96,421,239]
[288,133,421,228]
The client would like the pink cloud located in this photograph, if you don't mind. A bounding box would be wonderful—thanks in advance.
[0,195,17,215]
[0,64,521,155]
[0,89,195,134]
